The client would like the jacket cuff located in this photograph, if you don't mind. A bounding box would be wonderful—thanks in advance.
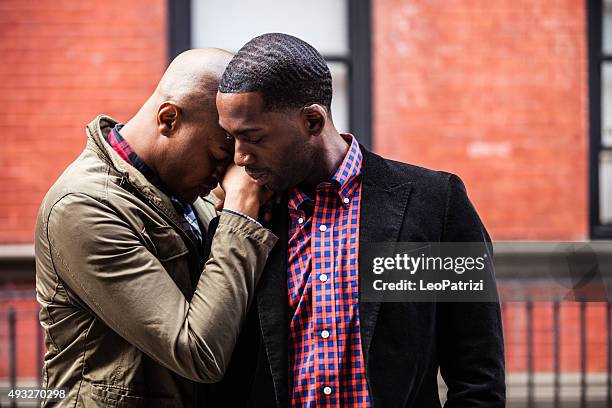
[216,211,278,251]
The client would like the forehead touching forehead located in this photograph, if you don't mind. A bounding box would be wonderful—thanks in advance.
[218,32,333,115]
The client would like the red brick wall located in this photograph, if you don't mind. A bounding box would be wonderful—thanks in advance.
[0,0,167,243]
[373,0,588,240]
[0,1,591,243]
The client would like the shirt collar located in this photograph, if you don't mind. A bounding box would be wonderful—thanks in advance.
[289,134,362,210]
[331,134,363,207]
[107,124,162,186]
[290,189,312,210]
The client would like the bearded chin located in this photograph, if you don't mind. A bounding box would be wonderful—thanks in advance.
[265,170,296,192]
[272,151,312,191]
[264,177,287,192]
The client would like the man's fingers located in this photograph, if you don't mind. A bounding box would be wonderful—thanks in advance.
[215,199,225,212]
[211,186,225,201]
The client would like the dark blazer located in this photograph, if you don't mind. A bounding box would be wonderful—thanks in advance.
[201,147,506,407]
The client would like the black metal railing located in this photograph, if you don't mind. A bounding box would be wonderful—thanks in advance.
[0,289,44,408]
[500,298,612,408]
[1,292,612,407]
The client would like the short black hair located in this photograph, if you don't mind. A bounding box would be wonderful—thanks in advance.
[219,33,332,113]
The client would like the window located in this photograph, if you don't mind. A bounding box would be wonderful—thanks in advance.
[588,0,612,238]
[168,0,371,147]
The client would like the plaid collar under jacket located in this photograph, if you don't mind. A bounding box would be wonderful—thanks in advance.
[287,134,370,407]
[106,125,203,245]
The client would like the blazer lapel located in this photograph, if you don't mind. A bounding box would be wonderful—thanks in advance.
[358,148,413,365]
[257,202,289,407]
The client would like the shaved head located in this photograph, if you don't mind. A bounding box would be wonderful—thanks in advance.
[155,48,233,117]
[119,48,235,203]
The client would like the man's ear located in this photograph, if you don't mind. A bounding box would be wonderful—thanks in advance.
[301,104,326,136]
[157,102,181,137]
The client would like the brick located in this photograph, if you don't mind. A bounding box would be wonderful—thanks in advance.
[373,0,588,240]
[0,0,166,244]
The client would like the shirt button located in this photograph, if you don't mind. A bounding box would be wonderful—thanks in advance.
[321,330,330,339]
[298,217,304,224]
[319,273,328,282]
[343,197,350,204]
[319,224,327,232]
[323,386,332,395]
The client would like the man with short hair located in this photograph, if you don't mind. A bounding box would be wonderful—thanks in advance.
[205,33,505,407]
[35,48,277,407]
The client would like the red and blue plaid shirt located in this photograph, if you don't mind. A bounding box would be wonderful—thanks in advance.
[288,135,371,407]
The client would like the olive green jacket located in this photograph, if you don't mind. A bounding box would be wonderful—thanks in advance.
[35,115,277,407]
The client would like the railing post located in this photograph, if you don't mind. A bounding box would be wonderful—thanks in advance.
[580,299,587,408]
[606,301,612,408]
[8,307,17,408]
[553,299,561,408]
[36,309,43,387]
[527,299,534,408]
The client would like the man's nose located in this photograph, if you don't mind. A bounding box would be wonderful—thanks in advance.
[234,141,254,167]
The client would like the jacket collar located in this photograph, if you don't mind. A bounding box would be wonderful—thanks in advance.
[85,115,208,229]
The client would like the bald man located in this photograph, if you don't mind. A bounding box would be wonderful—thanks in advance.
[35,49,278,407]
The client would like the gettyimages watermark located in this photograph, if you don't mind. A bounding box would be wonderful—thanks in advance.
[359,242,611,302]
[360,242,498,302]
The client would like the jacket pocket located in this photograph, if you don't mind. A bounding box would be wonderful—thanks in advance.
[90,383,145,407]
[142,226,189,262]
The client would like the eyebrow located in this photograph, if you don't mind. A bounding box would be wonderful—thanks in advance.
[233,127,261,135]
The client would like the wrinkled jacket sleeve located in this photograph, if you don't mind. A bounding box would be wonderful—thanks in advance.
[437,175,506,407]
[45,193,277,383]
